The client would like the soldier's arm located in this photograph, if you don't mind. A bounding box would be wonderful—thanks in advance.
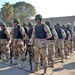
[44,25,52,39]
[20,27,27,40]
[61,29,66,39]
[5,29,11,41]
[52,29,58,40]
[29,26,35,45]
[68,30,71,40]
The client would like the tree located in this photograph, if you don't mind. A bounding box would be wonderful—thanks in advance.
[13,1,36,22]
[1,2,14,21]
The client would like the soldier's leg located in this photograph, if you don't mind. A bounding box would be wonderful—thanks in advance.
[74,41,75,51]
[1,45,6,61]
[13,47,19,65]
[73,41,75,51]
[5,46,9,62]
[55,41,59,58]
[18,45,25,68]
[64,41,68,59]
[58,40,64,63]
[69,41,73,55]
[50,44,55,68]
[33,46,40,72]
[71,41,74,52]
[41,47,48,75]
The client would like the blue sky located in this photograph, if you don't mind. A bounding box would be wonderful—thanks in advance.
[0,0,75,18]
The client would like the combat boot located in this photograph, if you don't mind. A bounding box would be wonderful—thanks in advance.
[61,56,64,63]
[5,54,9,62]
[65,54,68,59]
[33,63,39,72]
[2,54,5,61]
[44,67,47,75]
[13,59,18,65]
[20,61,25,69]
[51,61,54,68]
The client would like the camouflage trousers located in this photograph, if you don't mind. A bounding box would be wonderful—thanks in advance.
[64,40,69,58]
[47,40,55,62]
[0,39,9,55]
[73,40,75,51]
[34,39,48,67]
[68,40,74,54]
[55,39,64,58]
[0,39,9,60]
[13,39,25,61]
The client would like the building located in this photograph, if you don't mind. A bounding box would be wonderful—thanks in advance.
[25,16,75,27]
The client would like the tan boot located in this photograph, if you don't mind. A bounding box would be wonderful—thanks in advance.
[13,59,18,65]
[2,54,5,61]
[5,54,9,62]
[65,55,68,59]
[61,56,64,63]
[33,63,39,72]
[51,61,54,68]
[44,67,47,75]
[20,61,25,69]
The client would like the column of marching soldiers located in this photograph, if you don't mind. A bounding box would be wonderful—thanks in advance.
[0,14,75,75]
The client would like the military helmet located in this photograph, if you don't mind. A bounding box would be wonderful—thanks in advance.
[45,21,51,26]
[66,23,71,27]
[66,23,72,29]
[28,22,33,27]
[13,18,20,23]
[62,24,65,27]
[56,23,61,27]
[62,24,66,29]
[35,14,42,20]
[0,21,6,27]
[23,22,27,26]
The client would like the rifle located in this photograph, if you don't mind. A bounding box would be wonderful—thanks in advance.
[27,45,33,70]
[10,43,13,65]
[41,55,43,66]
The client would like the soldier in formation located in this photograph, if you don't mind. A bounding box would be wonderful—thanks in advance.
[0,15,75,75]
[29,14,52,75]
[45,21,58,68]
[62,25,71,59]
[0,21,10,62]
[55,23,66,63]
[11,18,27,68]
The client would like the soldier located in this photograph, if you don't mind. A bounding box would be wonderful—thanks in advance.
[12,18,26,68]
[45,21,58,68]
[62,25,71,58]
[22,22,28,52]
[29,14,52,75]
[66,23,74,54]
[28,22,33,39]
[23,22,28,36]
[0,21,10,62]
[27,22,34,69]
[55,23,66,63]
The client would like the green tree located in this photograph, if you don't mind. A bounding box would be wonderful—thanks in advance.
[13,1,36,22]
[1,2,14,21]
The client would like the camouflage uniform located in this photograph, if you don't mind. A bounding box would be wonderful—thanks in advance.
[55,23,66,62]
[0,22,10,61]
[27,22,34,59]
[29,14,52,75]
[45,21,58,67]
[62,25,71,58]
[66,23,74,55]
[12,18,26,67]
